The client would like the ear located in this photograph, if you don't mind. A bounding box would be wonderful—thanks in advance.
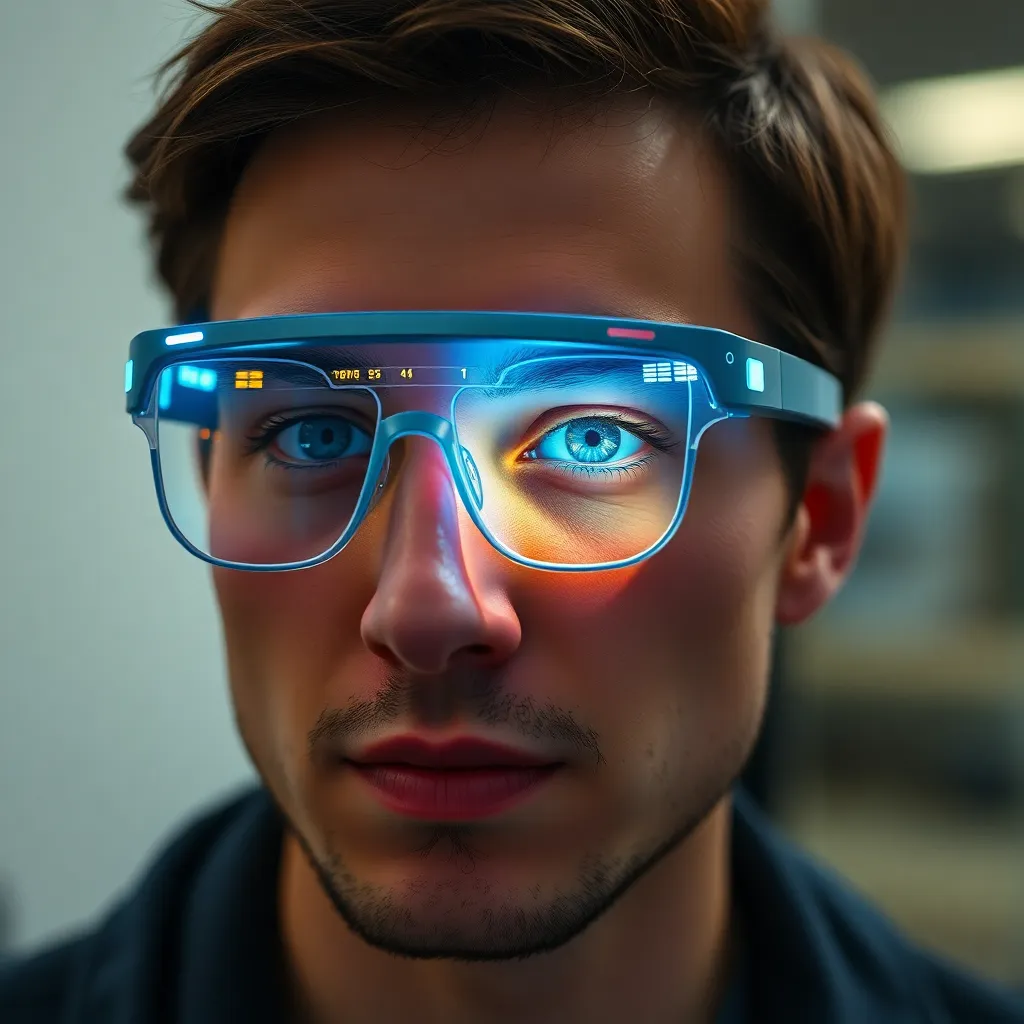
[775,402,888,626]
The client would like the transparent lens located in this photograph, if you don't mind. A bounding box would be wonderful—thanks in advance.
[154,358,380,567]
[150,344,702,569]
[452,353,696,566]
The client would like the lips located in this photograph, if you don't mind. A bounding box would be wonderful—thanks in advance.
[345,736,563,821]
[349,735,560,770]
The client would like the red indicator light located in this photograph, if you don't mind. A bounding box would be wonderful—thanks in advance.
[607,327,656,341]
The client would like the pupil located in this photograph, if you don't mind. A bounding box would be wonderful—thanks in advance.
[299,418,350,458]
[564,418,620,464]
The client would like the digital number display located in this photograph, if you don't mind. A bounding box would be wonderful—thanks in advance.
[329,366,485,386]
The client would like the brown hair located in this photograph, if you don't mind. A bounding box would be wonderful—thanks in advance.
[125,0,907,502]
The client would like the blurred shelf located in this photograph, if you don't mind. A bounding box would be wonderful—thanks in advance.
[872,322,1024,399]
[788,622,1024,704]
[781,791,1024,984]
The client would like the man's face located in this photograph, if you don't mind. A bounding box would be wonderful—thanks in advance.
[211,97,798,959]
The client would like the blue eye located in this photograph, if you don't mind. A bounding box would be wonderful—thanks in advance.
[529,417,646,465]
[275,416,373,464]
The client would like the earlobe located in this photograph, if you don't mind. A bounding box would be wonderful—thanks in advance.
[774,402,888,626]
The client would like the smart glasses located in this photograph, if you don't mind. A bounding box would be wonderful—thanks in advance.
[125,311,840,572]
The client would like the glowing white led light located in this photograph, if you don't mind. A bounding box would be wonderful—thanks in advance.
[165,331,204,346]
[746,357,765,393]
[643,361,697,384]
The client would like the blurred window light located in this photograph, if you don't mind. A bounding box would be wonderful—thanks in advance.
[882,66,1024,175]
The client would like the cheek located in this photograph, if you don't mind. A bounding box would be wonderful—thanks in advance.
[212,544,379,764]
[214,519,383,659]
[513,431,786,760]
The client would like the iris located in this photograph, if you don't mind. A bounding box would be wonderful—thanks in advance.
[273,416,372,463]
[531,416,645,465]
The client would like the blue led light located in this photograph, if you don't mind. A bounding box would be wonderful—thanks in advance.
[746,357,765,393]
[159,369,173,410]
[177,365,217,392]
[124,359,133,394]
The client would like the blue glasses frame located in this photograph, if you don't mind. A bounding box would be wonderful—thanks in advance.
[126,311,841,573]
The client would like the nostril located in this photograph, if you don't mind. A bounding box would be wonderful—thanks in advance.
[448,641,501,672]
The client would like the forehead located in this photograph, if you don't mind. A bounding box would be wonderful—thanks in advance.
[211,95,752,335]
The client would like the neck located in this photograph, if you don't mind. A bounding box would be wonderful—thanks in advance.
[279,797,735,1024]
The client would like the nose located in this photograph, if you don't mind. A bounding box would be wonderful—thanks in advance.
[360,438,521,675]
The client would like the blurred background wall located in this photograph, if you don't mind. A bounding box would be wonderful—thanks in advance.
[0,0,254,957]
[0,0,1021,984]
[766,0,1024,986]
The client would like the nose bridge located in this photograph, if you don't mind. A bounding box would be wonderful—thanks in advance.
[359,407,524,674]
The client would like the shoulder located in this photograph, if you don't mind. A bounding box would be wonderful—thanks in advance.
[0,935,93,1021]
[0,787,275,1024]
[732,790,1024,1022]
[912,950,1024,1023]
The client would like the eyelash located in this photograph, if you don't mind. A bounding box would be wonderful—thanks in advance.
[242,413,297,456]
[554,455,657,480]
[608,419,677,452]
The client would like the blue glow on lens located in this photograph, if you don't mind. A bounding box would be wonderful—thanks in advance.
[746,357,765,393]
[177,364,217,392]
[165,331,204,346]
[124,359,133,394]
[159,370,173,411]
[534,418,644,464]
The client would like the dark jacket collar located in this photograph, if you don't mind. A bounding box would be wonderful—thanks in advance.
[70,790,286,1023]
[51,786,1023,1023]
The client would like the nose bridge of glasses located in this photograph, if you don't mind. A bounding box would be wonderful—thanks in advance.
[373,409,486,514]
[378,409,456,449]
[376,409,458,480]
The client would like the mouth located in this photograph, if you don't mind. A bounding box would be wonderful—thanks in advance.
[345,736,564,821]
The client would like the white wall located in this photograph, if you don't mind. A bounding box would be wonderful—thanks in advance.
[0,0,253,953]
